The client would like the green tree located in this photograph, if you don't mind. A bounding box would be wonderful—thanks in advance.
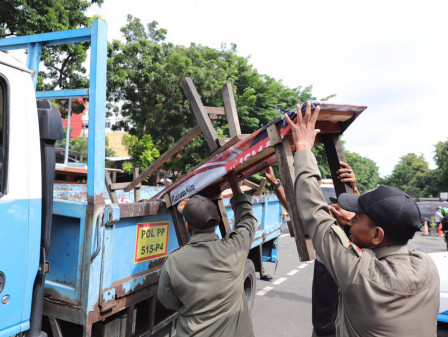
[382,153,430,195]
[434,139,448,193]
[107,16,318,175]
[312,145,331,179]
[0,0,104,115]
[344,152,380,194]
[56,129,115,163]
[122,134,160,173]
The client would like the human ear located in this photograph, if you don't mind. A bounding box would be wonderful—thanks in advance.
[185,221,192,234]
[372,227,385,246]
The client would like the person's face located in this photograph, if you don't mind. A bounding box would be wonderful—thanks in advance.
[349,213,377,248]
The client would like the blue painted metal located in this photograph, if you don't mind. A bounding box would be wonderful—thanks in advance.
[438,311,448,323]
[26,42,42,89]
[42,186,284,326]
[0,199,41,337]
[87,19,107,201]
[36,89,89,100]
[0,27,91,50]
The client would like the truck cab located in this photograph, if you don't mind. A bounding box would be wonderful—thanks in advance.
[0,52,43,336]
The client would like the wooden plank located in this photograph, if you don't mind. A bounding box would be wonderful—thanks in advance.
[204,106,226,116]
[105,168,124,173]
[111,182,141,190]
[242,179,259,190]
[222,83,241,138]
[164,193,173,208]
[267,124,282,146]
[182,77,219,153]
[217,199,231,236]
[105,172,119,204]
[221,185,252,196]
[190,134,249,172]
[218,134,250,146]
[169,207,189,246]
[270,126,315,261]
[316,121,341,134]
[318,111,353,122]
[322,134,353,196]
[254,178,267,196]
[134,168,141,202]
[123,124,202,192]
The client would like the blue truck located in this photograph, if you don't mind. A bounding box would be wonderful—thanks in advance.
[0,19,284,337]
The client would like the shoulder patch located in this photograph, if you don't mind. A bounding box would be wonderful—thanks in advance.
[331,224,351,248]
[234,227,248,233]
[350,243,362,257]
[330,225,363,257]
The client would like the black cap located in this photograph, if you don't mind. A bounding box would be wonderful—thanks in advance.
[338,185,421,241]
[177,195,220,229]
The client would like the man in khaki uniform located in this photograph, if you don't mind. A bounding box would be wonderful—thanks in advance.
[157,172,256,337]
[285,102,439,337]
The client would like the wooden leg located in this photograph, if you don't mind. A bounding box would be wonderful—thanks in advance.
[217,199,231,236]
[169,207,189,246]
[322,134,353,196]
[274,137,315,261]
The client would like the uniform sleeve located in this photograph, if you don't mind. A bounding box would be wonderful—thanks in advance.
[293,150,362,293]
[223,193,257,253]
[157,259,181,310]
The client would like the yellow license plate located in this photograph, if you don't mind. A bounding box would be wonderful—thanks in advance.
[134,221,170,263]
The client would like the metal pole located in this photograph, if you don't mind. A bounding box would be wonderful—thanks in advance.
[64,98,72,165]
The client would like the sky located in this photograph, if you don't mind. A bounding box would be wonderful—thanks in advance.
[88,0,448,176]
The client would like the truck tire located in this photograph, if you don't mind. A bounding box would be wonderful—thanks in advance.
[243,259,256,312]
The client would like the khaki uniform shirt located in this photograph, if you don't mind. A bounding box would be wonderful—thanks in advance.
[157,193,257,337]
[294,150,440,337]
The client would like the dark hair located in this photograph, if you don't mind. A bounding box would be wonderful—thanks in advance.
[191,226,217,235]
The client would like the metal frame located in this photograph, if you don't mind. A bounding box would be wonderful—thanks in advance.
[0,19,108,204]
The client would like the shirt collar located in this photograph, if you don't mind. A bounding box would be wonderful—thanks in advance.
[188,232,219,245]
[374,244,409,260]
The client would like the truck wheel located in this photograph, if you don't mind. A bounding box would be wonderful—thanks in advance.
[243,259,256,312]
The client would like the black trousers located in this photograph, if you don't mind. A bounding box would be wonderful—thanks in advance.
[312,259,338,336]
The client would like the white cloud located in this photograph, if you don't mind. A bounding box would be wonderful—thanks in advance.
[88,0,448,176]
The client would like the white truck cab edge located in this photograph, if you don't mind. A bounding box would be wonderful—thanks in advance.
[0,51,42,336]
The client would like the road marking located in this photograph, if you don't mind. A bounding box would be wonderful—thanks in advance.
[280,234,290,238]
[256,286,274,296]
[298,264,308,269]
[273,277,287,285]
[287,269,299,276]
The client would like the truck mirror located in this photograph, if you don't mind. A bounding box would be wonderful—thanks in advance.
[37,100,64,142]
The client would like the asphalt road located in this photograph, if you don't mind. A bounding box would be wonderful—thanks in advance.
[251,231,448,337]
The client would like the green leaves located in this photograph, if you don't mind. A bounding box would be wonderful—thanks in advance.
[122,134,160,173]
[108,16,319,176]
[382,153,438,197]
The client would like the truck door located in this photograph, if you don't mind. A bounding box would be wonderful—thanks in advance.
[0,58,42,336]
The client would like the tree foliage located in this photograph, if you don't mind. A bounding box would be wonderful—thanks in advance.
[122,134,160,173]
[382,153,438,197]
[434,139,448,193]
[108,16,316,175]
[56,131,115,163]
[344,152,380,194]
[0,0,103,115]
